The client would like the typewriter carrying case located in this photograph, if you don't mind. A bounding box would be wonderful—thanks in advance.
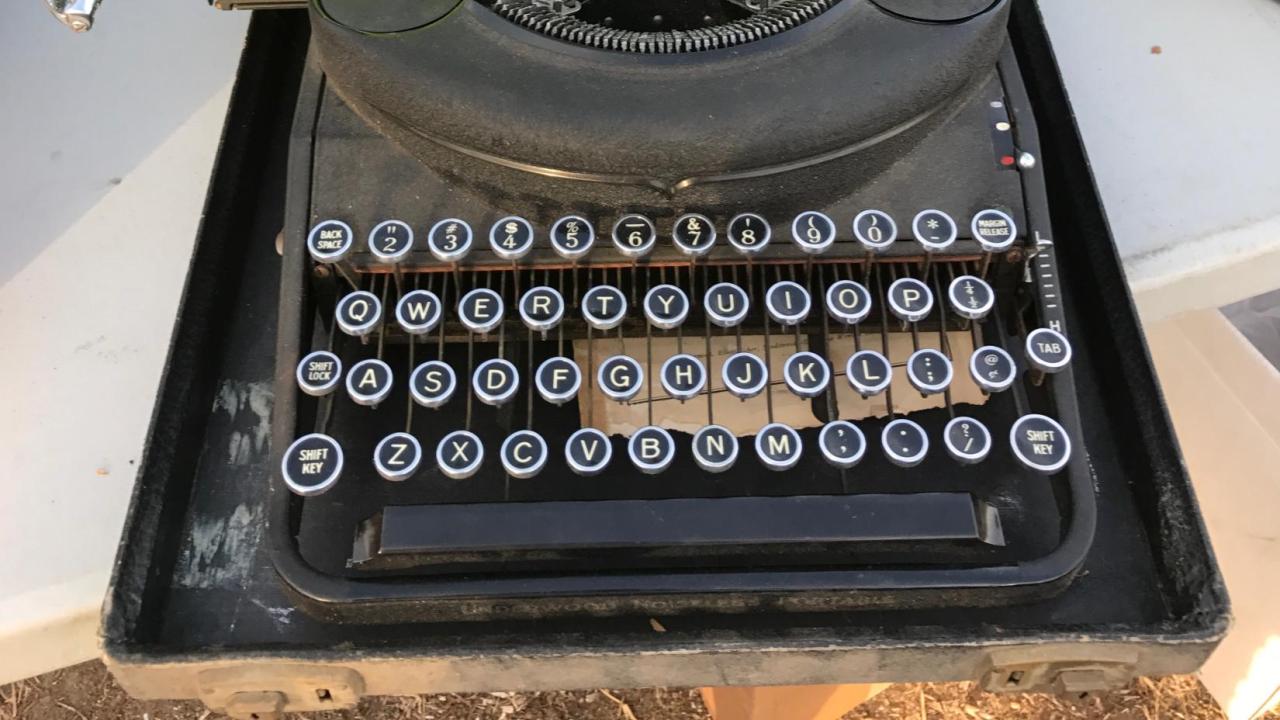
[102,3,1227,716]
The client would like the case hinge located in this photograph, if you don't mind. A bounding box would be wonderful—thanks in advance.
[980,647,1140,697]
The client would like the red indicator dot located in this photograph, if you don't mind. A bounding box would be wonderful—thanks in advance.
[1000,155,1016,167]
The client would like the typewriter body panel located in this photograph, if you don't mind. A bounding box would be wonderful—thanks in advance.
[100,5,1228,700]
[270,0,1098,621]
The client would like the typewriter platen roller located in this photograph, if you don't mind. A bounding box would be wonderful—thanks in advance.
[273,0,1095,621]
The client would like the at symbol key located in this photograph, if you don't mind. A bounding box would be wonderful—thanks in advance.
[820,420,866,469]
[501,430,549,479]
[437,430,484,480]
[281,433,344,496]
[906,349,953,395]
[692,425,739,473]
[947,275,994,321]
[943,416,991,464]
[1025,328,1072,373]
[565,428,612,476]
[969,346,1017,393]
[296,350,342,397]
[336,290,382,336]
[644,284,691,329]
[374,432,423,481]
[1010,414,1071,474]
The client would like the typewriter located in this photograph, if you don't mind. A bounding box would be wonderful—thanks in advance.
[266,0,1093,622]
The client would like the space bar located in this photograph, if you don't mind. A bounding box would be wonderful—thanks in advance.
[371,493,998,556]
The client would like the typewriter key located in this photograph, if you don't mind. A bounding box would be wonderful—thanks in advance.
[727,212,771,254]
[368,219,414,263]
[912,209,958,252]
[704,282,750,327]
[692,425,739,473]
[765,281,811,325]
[906,348,953,395]
[501,430,549,479]
[852,210,897,252]
[597,355,644,402]
[281,433,344,497]
[519,286,565,332]
[644,284,690,329]
[1010,414,1072,474]
[791,211,837,254]
[882,418,929,467]
[969,346,1016,393]
[824,279,872,325]
[535,357,581,405]
[886,277,933,322]
[971,208,1018,252]
[346,358,394,406]
[336,290,383,336]
[755,423,803,471]
[437,430,484,480]
[374,432,423,481]
[672,213,716,257]
[565,428,612,476]
[458,288,505,334]
[1025,328,1072,373]
[409,360,457,408]
[820,420,866,469]
[629,426,676,474]
[947,275,995,320]
[307,219,354,263]
[581,285,628,330]
[611,214,657,258]
[396,289,443,335]
[783,351,830,398]
[489,216,535,260]
[846,350,893,397]
[427,218,473,262]
[660,353,707,400]
[550,215,595,260]
[943,416,991,464]
[721,352,769,399]
[296,350,342,397]
[473,358,520,406]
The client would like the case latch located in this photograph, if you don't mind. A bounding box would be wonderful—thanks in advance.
[196,664,364,718]
[980,646,1140,697]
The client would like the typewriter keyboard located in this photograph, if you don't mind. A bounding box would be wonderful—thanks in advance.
[282,208,1081,579]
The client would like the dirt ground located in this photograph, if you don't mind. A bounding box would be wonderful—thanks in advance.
[3,662,1276,720]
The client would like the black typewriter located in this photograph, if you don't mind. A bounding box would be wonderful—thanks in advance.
[271,0,1093,622]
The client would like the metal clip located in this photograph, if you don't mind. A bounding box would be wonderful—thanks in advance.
[532,0,581,16]
[46,0,101,32]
